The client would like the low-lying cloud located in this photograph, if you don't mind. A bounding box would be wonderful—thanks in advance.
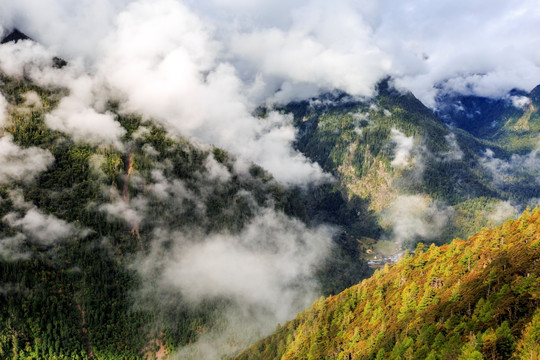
[389,128,415,169]
[383,194,454,245]
[135,208,334,359]
[0,134,54,184]
[481,147,540,186]
[3,208,75,245]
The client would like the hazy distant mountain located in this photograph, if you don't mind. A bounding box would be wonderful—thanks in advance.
[436,86,540,152]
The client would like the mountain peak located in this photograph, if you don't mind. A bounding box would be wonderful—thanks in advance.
[1,28,32,44]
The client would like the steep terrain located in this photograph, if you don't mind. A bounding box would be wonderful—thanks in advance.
[436,86,540,153]
[0,71,373,358]
[237,208,540,360]
[286,81,539,251]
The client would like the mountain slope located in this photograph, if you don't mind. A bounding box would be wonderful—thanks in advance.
[0,71,372,358]
[436,86,540,153]
[285,81,539,250]
[237,208,540,360]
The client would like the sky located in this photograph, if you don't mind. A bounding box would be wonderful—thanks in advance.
[0,0,539,184]
[1,0,539,105]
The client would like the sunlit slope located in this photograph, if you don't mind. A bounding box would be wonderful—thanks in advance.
[237,208,540,360]
[284,81,539,244]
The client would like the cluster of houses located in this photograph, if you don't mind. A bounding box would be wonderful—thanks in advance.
[366,252,404,268]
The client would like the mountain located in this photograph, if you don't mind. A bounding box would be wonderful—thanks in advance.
[0,29,32,44]
[0,71,375,358]
[284,80,539,252]
[435,86,540,153]
[237,208,540,360]
[0,30,539,359]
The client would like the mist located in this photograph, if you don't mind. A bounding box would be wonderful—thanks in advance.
[0,135,54,184]
[481,147,540,186]
[383,195,454,246]
[130,196,334,358]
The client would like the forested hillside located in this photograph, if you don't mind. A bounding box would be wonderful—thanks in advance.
[0,72,373,358]
[238,208,540,360]
[286,81,539,249]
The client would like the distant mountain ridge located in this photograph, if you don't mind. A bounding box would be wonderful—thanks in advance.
[435,85,540,152]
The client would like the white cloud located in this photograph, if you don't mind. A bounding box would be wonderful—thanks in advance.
[441,133,464,161]
[3,208,75,245]
[204,154,231,182]
[0,40,127,148]
[383,195,454,245]
[2,0,539,181]
[390,128,414,169]
[0,233,29,261]
[22,91,42,109]
[96,0,328,184]
[136,208,334,358]
[0,39,54,78]
[2,0,540,110]
[481,147,540,186]
[488,200,519,224]
[45,73,126,148]
[509,95,531,109]
[0,134,54,184]
[99,195,147,229]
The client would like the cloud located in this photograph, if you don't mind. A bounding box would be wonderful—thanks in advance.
[95,0,328,184]
[441,133,464,161]
[204,154,232,182]
[44,73,126,148]
[0,41,127,148]
[480,147,540,186]
[0,233,29,261]
[509,95,531,109]
[0,39,54,78]
[0,134,54,184]
[21,91,43,110]
[487,200,519,224]
[383,195,454,245]
[3,208,75,245]
[2,0,539,181]
[135,208,334,359]
[99,194,148,229]
[389,128,414,169]
[1,191,90,258]
[1,0,540,110]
